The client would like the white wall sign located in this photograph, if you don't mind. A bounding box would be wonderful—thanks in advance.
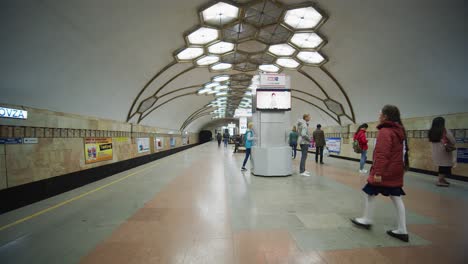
[260,73,286,87]
[23,138,38,144]
[234,108,252,117]
[239,117,247,134]
[0,107,28,119]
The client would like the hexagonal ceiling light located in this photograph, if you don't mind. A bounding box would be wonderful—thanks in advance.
[268,43,296,56]
[208,41,235,54]
[187,27,219,45]
[201,2,240,27]
[176,47,204,61]
[196,55,220,66]
[290,32,324,49]
[259,64,280,72]
[276,57,300,69]
[244,0,283,27]
[283,6,324,30]
[296,51,325,65]
[211,62,232,71]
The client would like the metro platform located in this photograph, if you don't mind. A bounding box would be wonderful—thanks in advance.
[0,142,467,264]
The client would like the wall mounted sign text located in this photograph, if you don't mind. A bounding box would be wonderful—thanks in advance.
[0,107,28,119]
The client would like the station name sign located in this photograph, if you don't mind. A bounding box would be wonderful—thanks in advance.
[0,106,28,119]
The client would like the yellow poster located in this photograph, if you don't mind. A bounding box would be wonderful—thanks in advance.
[84,138,113,164]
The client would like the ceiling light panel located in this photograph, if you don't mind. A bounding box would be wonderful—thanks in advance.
[196,55,220,66]
[213,75,230,82]
[296,51,325,65]
[208,41,235,54]
[259,64,280,72]
[268,43,296,56]
[211,62,232,71]
[290,32,323,49]
[187,27,219,45]
[284,6,323,30]
[176,47,204,61]
[201,2,239,27]
[276,57,300,68]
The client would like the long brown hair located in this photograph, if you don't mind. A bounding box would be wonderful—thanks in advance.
[381,105,410,170]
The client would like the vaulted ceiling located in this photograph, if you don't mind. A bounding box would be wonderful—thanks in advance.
[1,0,467,132]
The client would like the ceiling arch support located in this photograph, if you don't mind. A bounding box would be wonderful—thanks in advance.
[180,105,215,129]
[292,96,340,124]
[127,60,178,122]
[297,68,330,99]
[139,92,197,122]
[319,65,356,122]
[181,112,213,131]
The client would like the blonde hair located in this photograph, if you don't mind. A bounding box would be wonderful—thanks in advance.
[303,114,310,120]
[248,122,254,129]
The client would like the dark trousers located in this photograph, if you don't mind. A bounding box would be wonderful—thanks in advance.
[217,140,221,147]
[242,148,251,168]
[315,146,324,162]
[300,144,308,173]
[290,143,297,159]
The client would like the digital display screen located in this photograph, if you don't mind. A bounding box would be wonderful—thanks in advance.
[256,89,291,110]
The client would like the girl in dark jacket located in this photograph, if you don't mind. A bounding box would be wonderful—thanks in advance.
[351,105,410,242]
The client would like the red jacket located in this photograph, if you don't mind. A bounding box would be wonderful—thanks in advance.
[368,121,405,187]
[353,130,368,151]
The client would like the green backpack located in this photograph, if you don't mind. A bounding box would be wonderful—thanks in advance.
[353,139,362,154]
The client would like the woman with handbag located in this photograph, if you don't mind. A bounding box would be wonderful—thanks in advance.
[428,117,457,187]
[350,105,410,242]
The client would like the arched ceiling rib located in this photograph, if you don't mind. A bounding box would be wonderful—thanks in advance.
[1,0,466,132]
[128,0,356,130]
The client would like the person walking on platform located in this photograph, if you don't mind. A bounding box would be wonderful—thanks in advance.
[223,130,229,148]
[289,126,299,159]
[429,117,456,187]
[354,123,369,173]
[351,105,410,242]
[241,123,255,171]
[216,132,222,147]
[313,124,326,164]
[297,114,311,176]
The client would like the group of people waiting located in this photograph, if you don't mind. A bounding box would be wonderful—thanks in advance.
[232,104,457,243]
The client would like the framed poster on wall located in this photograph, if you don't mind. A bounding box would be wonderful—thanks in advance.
[136,138,150,153]
[170,137,176,148]
[325,137,341,154]
[84,138,113,164]
[155,138,163,150]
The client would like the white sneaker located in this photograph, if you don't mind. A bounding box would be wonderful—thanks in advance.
[300,172,311,176]
[359,169,368,174]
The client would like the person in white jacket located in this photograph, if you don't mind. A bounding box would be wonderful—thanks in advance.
[297,114,311,176]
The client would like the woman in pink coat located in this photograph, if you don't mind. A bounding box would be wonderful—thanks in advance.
[428,117,457,187]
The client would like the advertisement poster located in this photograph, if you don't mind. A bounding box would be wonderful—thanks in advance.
[457,148,468,163]
[84,138,113,164]
[170,137,176,148]
[325,137,341,154]
[137,138,150,153]
[155,138,163,150]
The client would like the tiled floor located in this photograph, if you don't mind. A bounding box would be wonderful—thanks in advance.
[1,142,467,263]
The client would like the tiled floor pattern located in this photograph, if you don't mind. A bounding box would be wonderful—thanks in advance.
[1,143,467,263]
[81,143,468,263]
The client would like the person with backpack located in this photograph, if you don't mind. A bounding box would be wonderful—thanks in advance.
[289,126,299,159]
[428,117,456,187]
[350,105,410,242]
[353,123,369,173]
[312,124,326,164]
[241,122,255,171]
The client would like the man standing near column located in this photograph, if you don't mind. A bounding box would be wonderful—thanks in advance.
[297,114,311,176]
[313,124,326,164]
